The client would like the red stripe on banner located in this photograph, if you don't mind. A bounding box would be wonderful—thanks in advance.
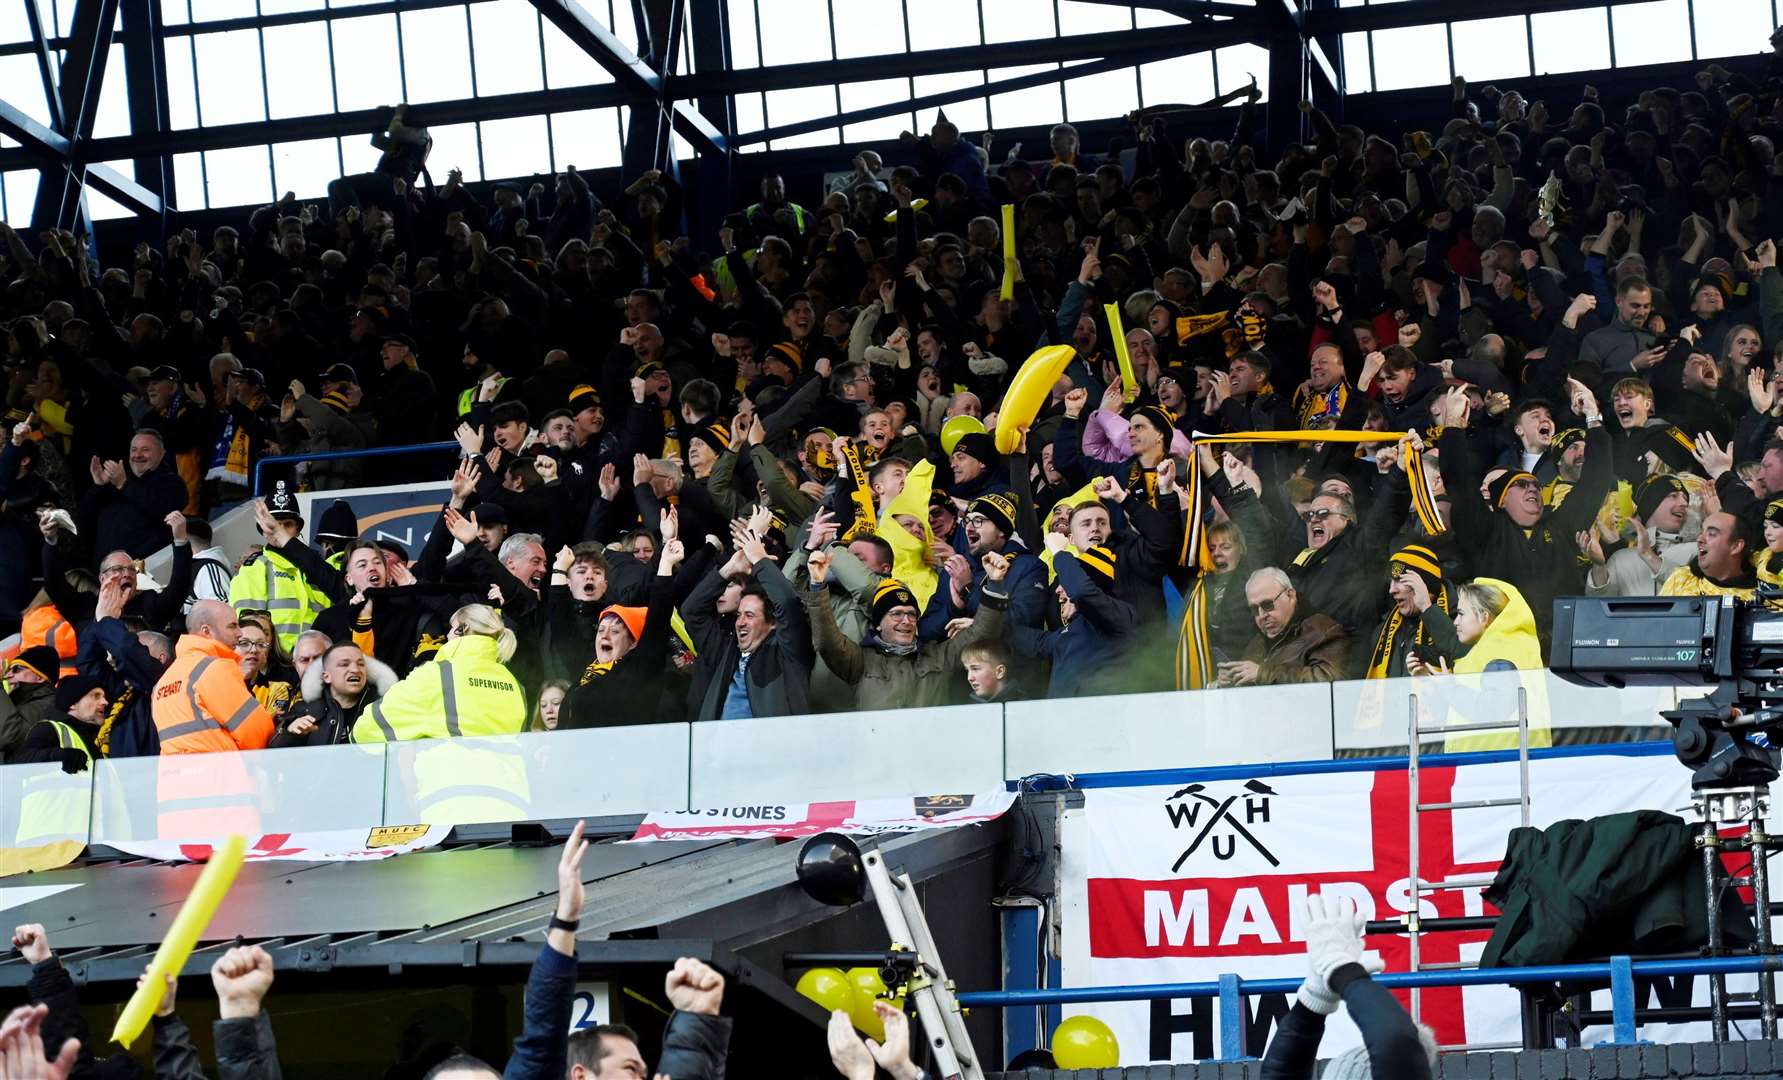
[1084,765,1505,1048]
[254,834,291,851]
[807,801,856,827]
[177,843,213,862]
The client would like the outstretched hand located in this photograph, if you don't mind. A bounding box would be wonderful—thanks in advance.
[0,1004,79,1079]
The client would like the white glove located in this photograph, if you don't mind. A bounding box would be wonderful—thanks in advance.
[967,351,1009,377]
[1296,976,1342,1016]
[1303,894,1370,983]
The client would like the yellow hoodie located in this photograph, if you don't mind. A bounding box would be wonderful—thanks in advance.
[878,459,942,612]
[1442,578,1551,751]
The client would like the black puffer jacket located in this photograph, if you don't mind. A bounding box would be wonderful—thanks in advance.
[655,1010,733,1080]
[1438,423,1614,637]
[153,1012,284,1080]
[1260,963,1432,1080]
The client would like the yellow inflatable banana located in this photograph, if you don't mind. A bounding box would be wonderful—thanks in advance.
[994,344,1076,454]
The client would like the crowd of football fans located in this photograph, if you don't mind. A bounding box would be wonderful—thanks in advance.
[5,43,1783,765]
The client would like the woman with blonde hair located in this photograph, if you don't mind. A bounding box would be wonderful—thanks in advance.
[350,603,526,743]
[1407,577,1551,751]
[530,679,570,732]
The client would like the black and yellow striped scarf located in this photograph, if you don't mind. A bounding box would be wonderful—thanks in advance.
[1364,544,1450,680]
[1175,428,1446,690]
[1293,381,1349,428]
[1125,459,1161,506]
[94,684,134,756]
[1175,311,1231,347]
[580,659,615,685]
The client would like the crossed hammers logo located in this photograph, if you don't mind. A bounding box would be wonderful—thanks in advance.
[1166,779,1281,872]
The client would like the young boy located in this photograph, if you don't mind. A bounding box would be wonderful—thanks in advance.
[962,639,1020,703]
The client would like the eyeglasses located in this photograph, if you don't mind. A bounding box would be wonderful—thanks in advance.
[1248,587,1290,616]
[99,564,134,577]
[1300,508,1348,523]
[236,640,268,652]
[883,609,918,624]
[963,514,993,527]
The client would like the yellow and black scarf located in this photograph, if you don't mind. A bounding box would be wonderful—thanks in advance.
[1175,428,1446,690]
[1175,311,1231,347]
[1364,544,1450,680]
[1293,381,1350,429]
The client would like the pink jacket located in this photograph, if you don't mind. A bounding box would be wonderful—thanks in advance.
[1082,409,1194,463]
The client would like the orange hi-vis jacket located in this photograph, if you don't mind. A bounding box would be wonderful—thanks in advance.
[20,605,78,679]
[151,635,275,753]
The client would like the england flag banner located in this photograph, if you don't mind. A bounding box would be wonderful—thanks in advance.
[1059,746,1776,1066]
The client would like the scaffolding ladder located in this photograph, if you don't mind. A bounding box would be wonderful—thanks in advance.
[1404,682,1532,1050]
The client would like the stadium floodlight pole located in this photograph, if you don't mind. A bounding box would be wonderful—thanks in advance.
[861,847,985,1080]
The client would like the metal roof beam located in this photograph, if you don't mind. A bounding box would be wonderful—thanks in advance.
[0,99,72,158]
[674,19,1263,97]
[734,51,1192,148]
[526,0,726,157]
[21,0,64,132]
[1302,0,1648,35]
[1073,0,1257,17]
[84,162,164,216]
[0,84,634,169]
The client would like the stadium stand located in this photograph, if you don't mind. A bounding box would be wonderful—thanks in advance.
[4,5,1783,1075]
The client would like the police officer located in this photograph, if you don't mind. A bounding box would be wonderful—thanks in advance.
[230,482,332,651]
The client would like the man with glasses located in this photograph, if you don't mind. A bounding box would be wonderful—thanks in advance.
[39,509,193,635]
[809,360,878,439]
[1285,488,1402,640]
[954,493,1047,628]
[1220,568,1348,687]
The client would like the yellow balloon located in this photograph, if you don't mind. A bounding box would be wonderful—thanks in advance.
[994,345,1076,454]
[1052,1014,1120,1069]
[940,414,987,456]
[795,967,857,1016]
[845,967,889,1042]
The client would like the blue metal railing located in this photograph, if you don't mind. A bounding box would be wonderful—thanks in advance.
[251,441,458,497]
[1021,739,1674,792]
[955,954,1783,1059]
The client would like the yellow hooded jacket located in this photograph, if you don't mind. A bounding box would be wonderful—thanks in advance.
[1442,577,1551,752]
[877,459,942,612]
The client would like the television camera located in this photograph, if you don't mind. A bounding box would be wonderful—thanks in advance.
[1552,593,1783,789]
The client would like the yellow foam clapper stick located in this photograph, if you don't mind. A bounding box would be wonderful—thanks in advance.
[110,834,248,1046]
[994,344,1077,454]
[1105,302,1139,403]
[882,198,929,223]
[1000,203,1017,301]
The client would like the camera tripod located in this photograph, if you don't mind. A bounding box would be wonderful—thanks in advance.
[1691,784,1780,1040]
[1662,680,1783,1040]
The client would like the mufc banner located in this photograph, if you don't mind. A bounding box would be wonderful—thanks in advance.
[1060,747,1777,1066]
[627,792,1017,842]
[108,825,452,863]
